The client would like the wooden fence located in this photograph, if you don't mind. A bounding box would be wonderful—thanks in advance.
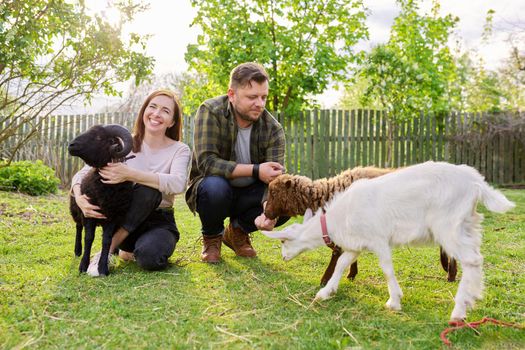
[2,110,524,186]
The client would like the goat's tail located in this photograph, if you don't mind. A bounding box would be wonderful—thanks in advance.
[478,182,515,213]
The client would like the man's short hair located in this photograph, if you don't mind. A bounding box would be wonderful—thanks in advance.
[229,62,269,89]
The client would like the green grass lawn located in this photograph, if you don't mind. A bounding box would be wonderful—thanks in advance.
[0,189,524,349]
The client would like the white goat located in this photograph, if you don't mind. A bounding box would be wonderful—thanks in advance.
[262,161,515,321]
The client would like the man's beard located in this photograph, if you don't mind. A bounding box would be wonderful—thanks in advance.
[233,106,262,123]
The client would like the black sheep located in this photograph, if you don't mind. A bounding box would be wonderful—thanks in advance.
[68,124,134,276]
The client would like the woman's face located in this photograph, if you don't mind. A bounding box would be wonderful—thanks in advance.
[143,95,176,135]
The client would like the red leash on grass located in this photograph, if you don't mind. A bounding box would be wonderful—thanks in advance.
[440,317,523,346]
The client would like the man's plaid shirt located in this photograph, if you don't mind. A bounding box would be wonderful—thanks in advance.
[185,95,286,213]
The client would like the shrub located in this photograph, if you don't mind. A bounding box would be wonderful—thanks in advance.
[0,160,60,195]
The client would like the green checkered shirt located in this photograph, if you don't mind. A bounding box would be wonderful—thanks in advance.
[185,95,286,213]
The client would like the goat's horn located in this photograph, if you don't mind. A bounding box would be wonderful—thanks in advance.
[104,124,133,158]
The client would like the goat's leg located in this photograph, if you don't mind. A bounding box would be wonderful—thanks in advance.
[448,216,484,321]
[79,220,96,273]
[320,247,342,286]
[377,249,403,311]
[74,223,83,257]
[315,251,359,301]
[450,258,483,321]
[450,243,483,319]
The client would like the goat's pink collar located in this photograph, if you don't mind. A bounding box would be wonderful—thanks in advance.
[320,212,333,246]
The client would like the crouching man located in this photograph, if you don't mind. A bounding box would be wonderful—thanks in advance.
[185,62,289,263]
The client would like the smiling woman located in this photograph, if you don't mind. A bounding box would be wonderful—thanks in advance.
[70,89,191,276]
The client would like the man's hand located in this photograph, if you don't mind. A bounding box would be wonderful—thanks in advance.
[258,162,284,184]
[255,212,277,231]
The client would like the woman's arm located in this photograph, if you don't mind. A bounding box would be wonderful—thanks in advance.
[71,165,106,219]
[98,143,191,194]
[99,164,161,189]
[157,144,191,194]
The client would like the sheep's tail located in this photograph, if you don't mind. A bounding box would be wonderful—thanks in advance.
[478,182,515,213]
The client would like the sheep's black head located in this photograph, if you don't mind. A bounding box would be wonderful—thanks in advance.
[68,124,133,168]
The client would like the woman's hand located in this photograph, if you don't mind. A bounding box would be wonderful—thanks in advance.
[74,192,106,219]
[99,163,132,184]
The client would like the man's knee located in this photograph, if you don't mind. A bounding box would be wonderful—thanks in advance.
[197,176,232,207]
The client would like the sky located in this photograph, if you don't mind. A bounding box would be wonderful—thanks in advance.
[83,0,525,112]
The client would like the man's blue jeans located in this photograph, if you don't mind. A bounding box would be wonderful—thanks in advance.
[196,176,288,236]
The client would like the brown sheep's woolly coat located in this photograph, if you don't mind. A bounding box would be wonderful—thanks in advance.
[264,166,394,219]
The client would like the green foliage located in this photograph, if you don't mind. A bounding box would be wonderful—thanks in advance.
[358,0,460,121]
[0,0,154,161]
[0,160,60,195]
[344,1,525,116]
[0,189,524,348]
[185,0,368,115]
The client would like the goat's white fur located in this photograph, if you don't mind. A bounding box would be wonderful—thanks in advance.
[262,161,515,321]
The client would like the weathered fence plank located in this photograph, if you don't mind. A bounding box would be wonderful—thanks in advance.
[3,110,524,186]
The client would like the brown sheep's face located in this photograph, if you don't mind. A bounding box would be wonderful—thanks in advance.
[264,174,296,219]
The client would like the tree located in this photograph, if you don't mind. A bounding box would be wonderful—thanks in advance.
[0,0,154,163]
[497,28,525,112]
[185,0,368,115]
[344,0,460,165]
[115,71,209,116]
[458,12,524,113]
[359,0,460,121]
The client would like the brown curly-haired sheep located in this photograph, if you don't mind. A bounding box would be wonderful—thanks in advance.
[265,167,392,219]
[264,166,457,285]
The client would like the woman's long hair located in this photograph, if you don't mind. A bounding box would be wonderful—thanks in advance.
[132,89,183,152]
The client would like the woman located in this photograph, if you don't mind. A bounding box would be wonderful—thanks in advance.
[71,89,191,275]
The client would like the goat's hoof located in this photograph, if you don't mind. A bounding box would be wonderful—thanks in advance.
[385,299,401,311]
[449,316,466,324]
[315,288,334,301]
[450,310,466,322]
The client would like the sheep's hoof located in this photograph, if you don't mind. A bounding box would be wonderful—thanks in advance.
[79,260,89,273]
[86,268,109,277]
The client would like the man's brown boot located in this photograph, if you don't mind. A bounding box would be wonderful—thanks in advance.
[201,234,222,263]
[223,223,257,257]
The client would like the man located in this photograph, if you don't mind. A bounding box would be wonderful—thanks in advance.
[185,62,288,263]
